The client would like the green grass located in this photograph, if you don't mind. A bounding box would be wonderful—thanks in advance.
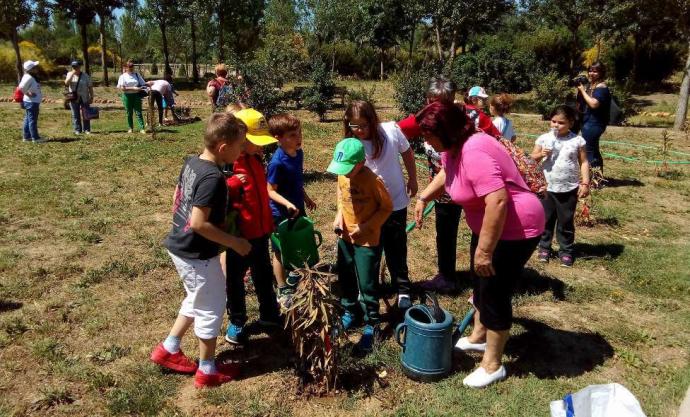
[0,82,688,416]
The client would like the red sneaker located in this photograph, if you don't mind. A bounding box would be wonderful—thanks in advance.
[150,343,197,374]
[194,369,235,388]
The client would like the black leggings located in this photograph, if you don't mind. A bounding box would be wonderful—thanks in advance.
[150,91,164,124]
[470,234,539,331]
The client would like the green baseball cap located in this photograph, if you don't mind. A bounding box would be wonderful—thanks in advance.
[327,138,365,175]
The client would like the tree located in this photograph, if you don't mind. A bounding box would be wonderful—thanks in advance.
[179,0,203,82]
[53,0,97,74]
[429,0,510,65]
[673,0,690,130]
[141,0,180,76]
[0,0,33,83]
[93,0,124,86]
[358,0,407,80]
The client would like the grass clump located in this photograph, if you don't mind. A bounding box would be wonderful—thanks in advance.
[107,364,180,416]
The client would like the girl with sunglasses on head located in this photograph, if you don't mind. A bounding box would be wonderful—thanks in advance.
[343,101,418,311]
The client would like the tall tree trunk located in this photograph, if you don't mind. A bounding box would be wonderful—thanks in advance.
[408,21,416,61]
[380,48,384,81]
[160,20,172,76]
[433,21,443,63]
[673,41,690,131]
[99,16,109,86]
[218,8,225,62]
[190,17,199,83]
[10,29,23,84]
[80,23,91,75]
[448,28,458,65]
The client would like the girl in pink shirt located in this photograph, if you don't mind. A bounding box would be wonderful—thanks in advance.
[414,101,544,389]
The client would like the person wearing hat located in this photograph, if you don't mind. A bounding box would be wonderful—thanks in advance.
[329,138,393,354]
[223,108,282,344]
[18,60,43,143]
[64,60,94,135]
[464,86,501,139]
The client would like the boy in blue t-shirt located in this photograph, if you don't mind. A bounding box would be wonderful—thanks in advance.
[266,114,316,306]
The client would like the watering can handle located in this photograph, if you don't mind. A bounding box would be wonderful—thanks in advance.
[270,233,281,252]
[313,230,322,248]
[425,292,445,323]
[395,323,406,348]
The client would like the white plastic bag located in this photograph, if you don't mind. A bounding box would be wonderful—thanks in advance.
[550,383,647,417]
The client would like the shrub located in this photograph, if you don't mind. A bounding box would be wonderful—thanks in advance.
[301,61,335,121]
[515,26,573,76]
[604,39,683,89]
[178,65,186,77]
[0,41,58,82]
[345,84,377,106]
[236,60,284,118]
[450,36,536,93]
[532,71,572,119]
[150,62,158,75]
[392,64,437,116]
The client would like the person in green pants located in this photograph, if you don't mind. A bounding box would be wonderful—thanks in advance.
[117,60,147,134]
[328,138,393,354]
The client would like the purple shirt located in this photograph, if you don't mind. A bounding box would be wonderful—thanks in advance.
[442,132,545,240]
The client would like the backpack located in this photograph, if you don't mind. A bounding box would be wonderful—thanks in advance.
[215,81,234,108]
[498,137,547,196]
[13,86,23,103]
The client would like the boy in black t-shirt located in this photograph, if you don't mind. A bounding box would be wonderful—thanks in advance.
[151,112,251,389]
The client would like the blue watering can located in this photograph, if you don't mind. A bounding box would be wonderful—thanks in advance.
[395,293,454,382]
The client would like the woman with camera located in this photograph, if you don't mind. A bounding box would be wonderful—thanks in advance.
[576,61,611,174]
[64,60,94,135]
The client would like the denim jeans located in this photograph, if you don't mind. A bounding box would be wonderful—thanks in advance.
[581,123,606,170]
[23,101,40,140]
[69,100,91,133]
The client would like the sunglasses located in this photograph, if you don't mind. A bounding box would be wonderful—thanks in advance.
[348,122,369,130]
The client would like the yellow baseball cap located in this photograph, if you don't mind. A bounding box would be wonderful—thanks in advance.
[234,108,277,146]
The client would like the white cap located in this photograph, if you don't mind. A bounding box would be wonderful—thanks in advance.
[23,60,39,72]
[467,86,489,99]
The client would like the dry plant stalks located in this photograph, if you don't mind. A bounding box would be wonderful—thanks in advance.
[284,264,343,395]
[656,129,672,176]
[576,168,606,227]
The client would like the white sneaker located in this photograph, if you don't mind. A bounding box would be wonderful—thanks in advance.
[74,131,81,135]
[454,336,486,352]
[462,365,506,388]
[84,131,91,135]
[140,129,147,134]
[127,129,133,133]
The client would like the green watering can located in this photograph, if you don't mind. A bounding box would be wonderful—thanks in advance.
[270,217,323,270]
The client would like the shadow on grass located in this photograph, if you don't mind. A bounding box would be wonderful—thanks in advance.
[217,332,293,380]
[515,268,567,301]
[47,137,80,143]
[0,300,23,313]
[604,177,644,188]
[575,242,624,260]
[304,170,337,183]
[506,317,614,378]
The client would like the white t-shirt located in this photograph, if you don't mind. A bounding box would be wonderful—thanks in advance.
[19,74,42,103]
[359,121,411,211]
[117,72,145,89]
[493,116,515,140]
[536,131,586,193]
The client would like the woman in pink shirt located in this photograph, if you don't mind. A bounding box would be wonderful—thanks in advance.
[413,101,545,389]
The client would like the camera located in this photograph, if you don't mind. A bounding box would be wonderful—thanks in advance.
[570,75,589,87]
